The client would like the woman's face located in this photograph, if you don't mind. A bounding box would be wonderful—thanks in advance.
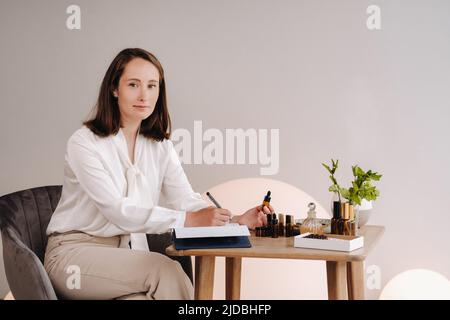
[113,58,160,125]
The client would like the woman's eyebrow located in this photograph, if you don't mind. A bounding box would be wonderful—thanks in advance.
[126,78,158,83]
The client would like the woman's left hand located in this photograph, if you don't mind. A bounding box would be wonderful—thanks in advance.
[233,204,275,230]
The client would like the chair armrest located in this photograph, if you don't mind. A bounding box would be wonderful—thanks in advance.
[1,226,57,300]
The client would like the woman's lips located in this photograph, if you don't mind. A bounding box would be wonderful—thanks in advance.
[133,105,148,109]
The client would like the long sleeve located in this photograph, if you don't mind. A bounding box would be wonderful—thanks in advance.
[66,133,186,234]
[161,140,210,212]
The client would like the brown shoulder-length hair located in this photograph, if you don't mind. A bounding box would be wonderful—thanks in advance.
[83,48,171,141]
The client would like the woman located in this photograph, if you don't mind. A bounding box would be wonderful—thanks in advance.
[44,48,273,300]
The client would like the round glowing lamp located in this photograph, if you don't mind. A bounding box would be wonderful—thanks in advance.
[380,269,450,300]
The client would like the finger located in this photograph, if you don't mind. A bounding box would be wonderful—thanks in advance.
[217,210,231,219]
[217,213,231,222]
[256,214,264,226]
[214,219,226,226]
[262,206,271,214]
[268,205,275,213]
[259,211,268,225]
[218,208,232,217]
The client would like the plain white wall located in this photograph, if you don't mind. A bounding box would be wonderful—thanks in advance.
[1,0,449,299]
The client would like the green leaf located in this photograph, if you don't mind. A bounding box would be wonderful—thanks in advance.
[340,188,350,199]
[329,185,339,193]
[356,166,365,177]
[352,195,362,205]
[371,173,382,181]
[322,163,331,173]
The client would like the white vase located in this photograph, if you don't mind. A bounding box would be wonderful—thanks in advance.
[356,199,373,228]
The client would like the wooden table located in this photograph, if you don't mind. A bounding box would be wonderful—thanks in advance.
[166,225,385,300]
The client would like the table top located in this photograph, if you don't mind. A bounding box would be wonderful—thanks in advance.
[166,225,385,262]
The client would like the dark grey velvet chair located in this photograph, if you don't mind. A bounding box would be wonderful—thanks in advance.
[0,185,192,300]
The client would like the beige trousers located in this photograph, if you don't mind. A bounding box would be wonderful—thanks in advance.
[44,231,193,300]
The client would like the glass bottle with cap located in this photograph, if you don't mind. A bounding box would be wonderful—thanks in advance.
[300,202,324,235]
[331,200,341,234]
[348,204,357,236]
[338,202,352,235]
[278,213,285,237]
[285,215,293,237]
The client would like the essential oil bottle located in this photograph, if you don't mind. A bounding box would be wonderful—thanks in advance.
[349,204,356,236]
[262,190,271,208]
[272,219,279,238]
[265,212,273,237]
[331,201,341,234]
[285,215,293,237]
[292,224,301,236]
[278,213,285,237]
[338,202,351,235]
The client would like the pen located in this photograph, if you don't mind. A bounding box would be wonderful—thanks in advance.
[206,192,222,208]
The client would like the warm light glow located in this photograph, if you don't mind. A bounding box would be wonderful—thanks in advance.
[380,269,450,300]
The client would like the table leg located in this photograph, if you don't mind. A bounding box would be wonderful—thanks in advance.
[225,257,242,300]
[326,261,347,300]
[194,256,215,300]
[347,261,365,300]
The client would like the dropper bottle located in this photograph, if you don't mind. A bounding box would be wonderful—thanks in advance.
[262,190,271,209]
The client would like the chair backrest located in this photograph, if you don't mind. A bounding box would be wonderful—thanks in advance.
[0,185,62,263]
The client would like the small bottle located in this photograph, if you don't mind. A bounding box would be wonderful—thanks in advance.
[292,224,301,236]
[331,201,341,234]
[265,212,273,237]
[262,190,271,209]
[278,213,285,237]
[294,219,302,235]
[272,219,279,238]
[300,202,323,235]
[338,202,351,235]
[285,215,293,237]
[349,204,356,236]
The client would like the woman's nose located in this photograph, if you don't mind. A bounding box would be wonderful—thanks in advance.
[138,88,149,101]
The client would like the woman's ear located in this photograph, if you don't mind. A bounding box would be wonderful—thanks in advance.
[113,89,118,98]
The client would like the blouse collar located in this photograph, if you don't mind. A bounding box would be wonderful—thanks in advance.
[114,126,142,167]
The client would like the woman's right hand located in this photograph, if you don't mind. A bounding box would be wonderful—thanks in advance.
[184,206,232,227]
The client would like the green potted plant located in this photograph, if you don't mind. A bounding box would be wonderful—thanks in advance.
[340,165,382,227]
[322,160,382,227]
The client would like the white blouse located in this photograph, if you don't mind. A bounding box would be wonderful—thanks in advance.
[46,125,209,251]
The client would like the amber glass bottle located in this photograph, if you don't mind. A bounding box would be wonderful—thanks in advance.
[331,201,341,234]
[338,203,352,235]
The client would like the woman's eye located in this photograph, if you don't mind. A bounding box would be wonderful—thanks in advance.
[129,83,138,88]
[148,85,157,89]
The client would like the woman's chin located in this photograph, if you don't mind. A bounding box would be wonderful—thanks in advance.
[135,111,152,120]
